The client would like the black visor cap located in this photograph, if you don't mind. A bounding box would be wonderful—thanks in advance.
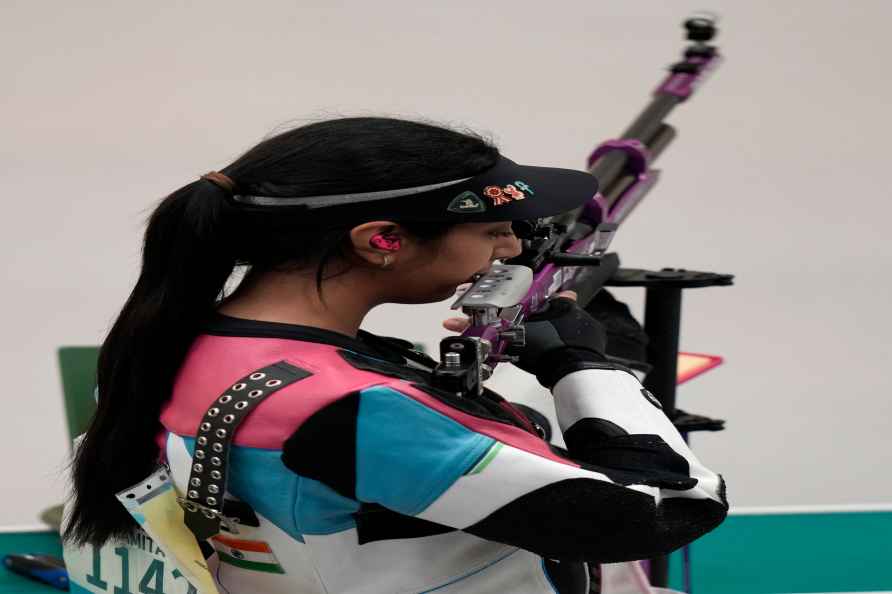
[233,157,599,225]
[380,158,600,223]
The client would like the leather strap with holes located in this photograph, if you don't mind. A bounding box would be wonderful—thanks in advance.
[182,360,312,540]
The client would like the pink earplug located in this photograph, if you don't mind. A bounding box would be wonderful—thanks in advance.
[370,234,401,251]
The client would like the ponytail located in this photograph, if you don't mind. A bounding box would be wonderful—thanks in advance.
[64,180,237,545]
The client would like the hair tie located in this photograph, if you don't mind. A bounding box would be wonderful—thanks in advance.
[200,171,236,195]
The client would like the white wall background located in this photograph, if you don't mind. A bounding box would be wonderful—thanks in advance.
[2,0,890,526]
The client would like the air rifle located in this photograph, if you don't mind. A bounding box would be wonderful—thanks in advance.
[433,13,724,398]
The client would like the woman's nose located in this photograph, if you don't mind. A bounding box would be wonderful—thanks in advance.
[498,235,522,259]
[510,235,522,257]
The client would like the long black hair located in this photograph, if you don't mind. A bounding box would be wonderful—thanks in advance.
[65,117,500,546]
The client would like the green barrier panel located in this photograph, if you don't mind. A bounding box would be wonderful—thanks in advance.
[57,347,99,445]
[41,347,100,530]
[669,510,892,593]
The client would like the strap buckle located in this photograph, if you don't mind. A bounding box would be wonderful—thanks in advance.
[176,497,241,535]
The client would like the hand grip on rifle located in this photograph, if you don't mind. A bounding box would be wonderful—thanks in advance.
[507,296,609,390]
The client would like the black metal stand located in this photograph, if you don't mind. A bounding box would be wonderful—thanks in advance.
[607,267,733,590]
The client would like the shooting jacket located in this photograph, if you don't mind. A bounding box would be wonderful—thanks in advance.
[63,313,727,594]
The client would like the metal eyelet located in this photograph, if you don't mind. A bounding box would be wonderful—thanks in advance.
[202,509,216,519]
[266,379,283,387]
[212,443,223,453]
[184,502,198,512]
[223,414,235,424]
[194,450,205,460]
[197,436,207,446]
[235,401,248,410]
[219,395,232,404]
[215,428,227,438]
[188,490,199,499]
[190,478,201,487]
[250,372,266,380]
[208,485,219,494]
[207,407,220,417]
[206,497,217,506]
[200,422,211,432]
[232,383,247,391]
[210,470,222,480]
[192,463,203,473]
[248,389,263,398]
[211,457,222,466]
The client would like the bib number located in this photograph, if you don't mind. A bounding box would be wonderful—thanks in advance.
[83,544,197,594]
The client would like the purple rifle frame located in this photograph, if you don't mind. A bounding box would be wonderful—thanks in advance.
[454,13,722,383]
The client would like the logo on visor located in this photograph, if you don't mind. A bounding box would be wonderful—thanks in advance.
[447,191,487,214]
[514,180,534,195]
[484,182,531,206]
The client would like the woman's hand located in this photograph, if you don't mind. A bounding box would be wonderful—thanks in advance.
[442,290,579,333]
[443,288,607,389]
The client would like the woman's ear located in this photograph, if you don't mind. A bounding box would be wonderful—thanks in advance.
[349,221,405,267]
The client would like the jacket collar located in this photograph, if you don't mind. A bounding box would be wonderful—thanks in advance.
[204,313,406,364]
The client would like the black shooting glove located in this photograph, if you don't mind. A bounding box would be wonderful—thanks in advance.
[508,297,609,390]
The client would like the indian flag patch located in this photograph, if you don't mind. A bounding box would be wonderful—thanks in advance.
[212,534,285,574]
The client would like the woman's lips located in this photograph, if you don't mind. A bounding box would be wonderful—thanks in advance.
[454,281,475,299]
[462,260,501,285]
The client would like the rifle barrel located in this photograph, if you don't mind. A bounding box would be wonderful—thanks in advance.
[588,151,628,195]
[589,93,682,194]
[622,93,683,141]
[647,123,676,161]
[601,124,677,205]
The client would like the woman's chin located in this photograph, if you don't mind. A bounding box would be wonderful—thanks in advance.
[388,281,474,304]
[432,283,470,303]
[389,289,456,305]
